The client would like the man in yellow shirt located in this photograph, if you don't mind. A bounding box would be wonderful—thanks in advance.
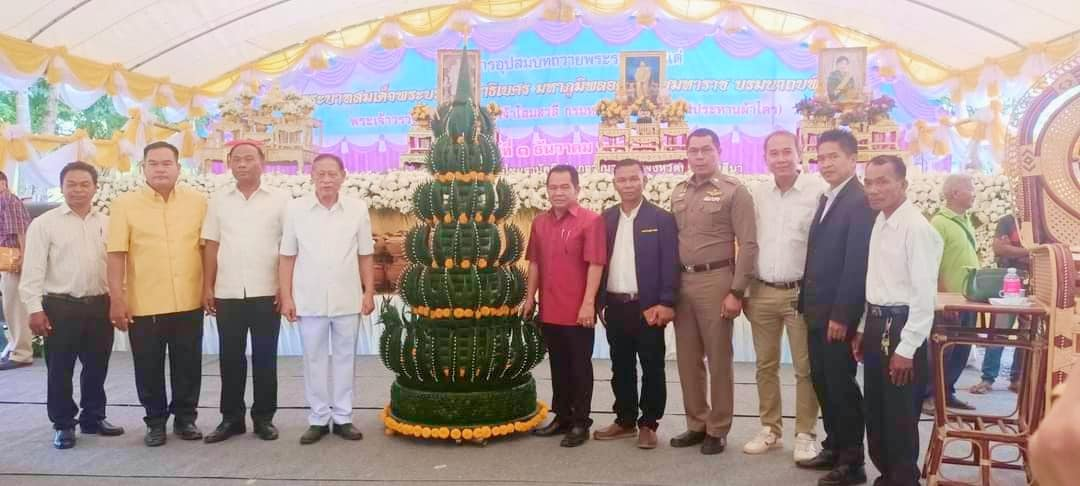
[107,141,208,447]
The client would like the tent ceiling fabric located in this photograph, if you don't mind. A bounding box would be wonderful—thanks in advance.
[3,0,1079,87]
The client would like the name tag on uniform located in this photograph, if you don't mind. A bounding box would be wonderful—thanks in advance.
[640,228,658,233]
[703,196,723,202]
[707,190,723,196]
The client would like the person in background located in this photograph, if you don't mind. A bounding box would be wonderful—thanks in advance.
[107,141,208,447]
[279,153,375,445]
[593,159,678,450]
[0,170,33,371]
[201,142,288,443]
[744,130,826,462]
[796,129,874,486]
[524,164,607,448]
[969,213,1030,395]
[21,162,123,449]
[854,155,943,486]
[669,128,758,456]
[925,174,979,413]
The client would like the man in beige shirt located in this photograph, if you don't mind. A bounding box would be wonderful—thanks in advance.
[107,141,208,447]
[21,162,123,449]
[669,128,758,455]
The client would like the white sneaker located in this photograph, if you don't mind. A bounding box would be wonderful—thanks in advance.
[793,433,820,462]
[743,427,782,454]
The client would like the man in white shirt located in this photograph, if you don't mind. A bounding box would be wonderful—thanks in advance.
[853,155,943,486]
[279,153,375,445]
[201,142,288,443]
[744,130,827,462]
[20,162,124,449]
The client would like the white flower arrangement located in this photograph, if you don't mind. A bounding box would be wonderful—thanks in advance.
[88,169,1013,265]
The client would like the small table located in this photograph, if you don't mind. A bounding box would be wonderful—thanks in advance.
[922,293,1048,486]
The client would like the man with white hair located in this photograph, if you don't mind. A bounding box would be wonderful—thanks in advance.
[924,173,979,413]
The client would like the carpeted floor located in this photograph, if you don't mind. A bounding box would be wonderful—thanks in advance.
[0,354,1029,485]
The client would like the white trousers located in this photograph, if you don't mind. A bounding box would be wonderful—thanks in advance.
[1,271,32,363]
[298,314,360,426]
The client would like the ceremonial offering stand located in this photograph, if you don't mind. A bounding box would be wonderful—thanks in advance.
[922,293,1048,486]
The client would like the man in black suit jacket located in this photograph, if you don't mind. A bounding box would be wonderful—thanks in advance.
[796,130,876,486]
[594,159,679,450]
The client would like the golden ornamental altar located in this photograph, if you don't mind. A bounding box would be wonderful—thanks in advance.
[794,96,902,168]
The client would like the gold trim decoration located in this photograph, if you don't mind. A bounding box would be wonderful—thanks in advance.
[380,402,549,442]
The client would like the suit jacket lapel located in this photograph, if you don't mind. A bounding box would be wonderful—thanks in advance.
[818,178,859,227]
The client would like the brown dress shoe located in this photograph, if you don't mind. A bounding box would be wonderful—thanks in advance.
[637,427,658,449]
[593,423,637,441]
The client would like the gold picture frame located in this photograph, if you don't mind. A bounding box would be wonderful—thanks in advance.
[437,49,481,105]
[619,51,666,104]
[819,47,867,104]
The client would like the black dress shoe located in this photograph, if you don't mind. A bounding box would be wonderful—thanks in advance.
[797,449,837,470]
[700,435,726,455]
[300,425,330,444]
[253,422,279,441]
[819,464,868,486]
[669,430,707,448]
[332,423,364,440]
[173,422,203,440]
[532,419,571,437]
[203,422,246,444]
[53,428,75,449]
[560,426,589,447]
[946,395,976,411]
[80,419,124,436]
[145,426,167,447]
[0,358,32,370]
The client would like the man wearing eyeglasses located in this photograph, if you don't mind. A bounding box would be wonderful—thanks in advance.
[669,128,758,455]
[523,164,607,448]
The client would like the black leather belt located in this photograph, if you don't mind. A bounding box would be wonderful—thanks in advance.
[45,293,108,305]
[681,259,734,273]
[608,292,639,304]
[868,304,909,318]
[756,278,799,290]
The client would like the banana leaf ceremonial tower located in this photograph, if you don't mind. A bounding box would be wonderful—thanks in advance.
[378,48,547,443]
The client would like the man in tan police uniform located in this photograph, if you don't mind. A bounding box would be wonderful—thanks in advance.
[669,128,758,455]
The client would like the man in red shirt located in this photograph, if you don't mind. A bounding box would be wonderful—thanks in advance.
[523,164,607,448]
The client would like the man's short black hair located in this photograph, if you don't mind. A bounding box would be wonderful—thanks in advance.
[817,129,858,156]
[60,161,99,185]
[547,164,579,188]
[0,171,8,183]
[143,141,179,161]
[312,153,346,173]
[613,159,644,173]
[688,128,721,151]
[836,56,850,65]
[868,155,906,180]
[227,142,265,161]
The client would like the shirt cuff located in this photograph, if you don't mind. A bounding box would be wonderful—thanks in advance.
[894,341,919,359]
[24,300,43,315]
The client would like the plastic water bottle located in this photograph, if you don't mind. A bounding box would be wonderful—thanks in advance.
[1001,268,1023,299]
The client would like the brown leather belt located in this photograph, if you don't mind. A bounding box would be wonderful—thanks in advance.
[756,278,799,290]
[681,259,734,273]
[607,292,639,304]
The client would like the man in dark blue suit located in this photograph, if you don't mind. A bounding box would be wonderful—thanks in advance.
[594,159,679,450]
[796,129,876,486]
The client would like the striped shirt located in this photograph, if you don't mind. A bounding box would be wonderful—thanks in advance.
[0,191,30,248]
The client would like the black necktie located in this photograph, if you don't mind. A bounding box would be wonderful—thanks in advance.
[814,194,828,223]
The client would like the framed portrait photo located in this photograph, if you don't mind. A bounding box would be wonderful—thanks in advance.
[619,51,666,104]
[819,47,867,103]
[437,49,481,105]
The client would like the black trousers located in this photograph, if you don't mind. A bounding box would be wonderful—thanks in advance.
[129,309,204,427]
[215,296,280,424]
[542,323,595,428]
[932,311,975,399]
[604,301,666,430]
[807,319,865,465]
[863,308,927,486]
[42,295,113,430]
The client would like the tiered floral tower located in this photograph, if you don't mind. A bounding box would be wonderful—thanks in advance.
[378,48,547,443]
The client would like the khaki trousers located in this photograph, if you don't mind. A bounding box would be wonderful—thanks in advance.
[744,281,818,437]
[675,269,734,437]
[2,271,32,363]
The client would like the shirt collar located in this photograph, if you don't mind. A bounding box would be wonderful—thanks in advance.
[308,193,343,211]
[551,202,580,220]
[826,174,855,198]
[228,183,269,198]
[938,206,966,220]
[686,173,722,189]
[620,199,644,219]
[772,172,810,194]
[58,202,98,219]
[881,199,917,229]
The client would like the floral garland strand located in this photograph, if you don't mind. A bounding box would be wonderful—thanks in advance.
[78,170,1013,265]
